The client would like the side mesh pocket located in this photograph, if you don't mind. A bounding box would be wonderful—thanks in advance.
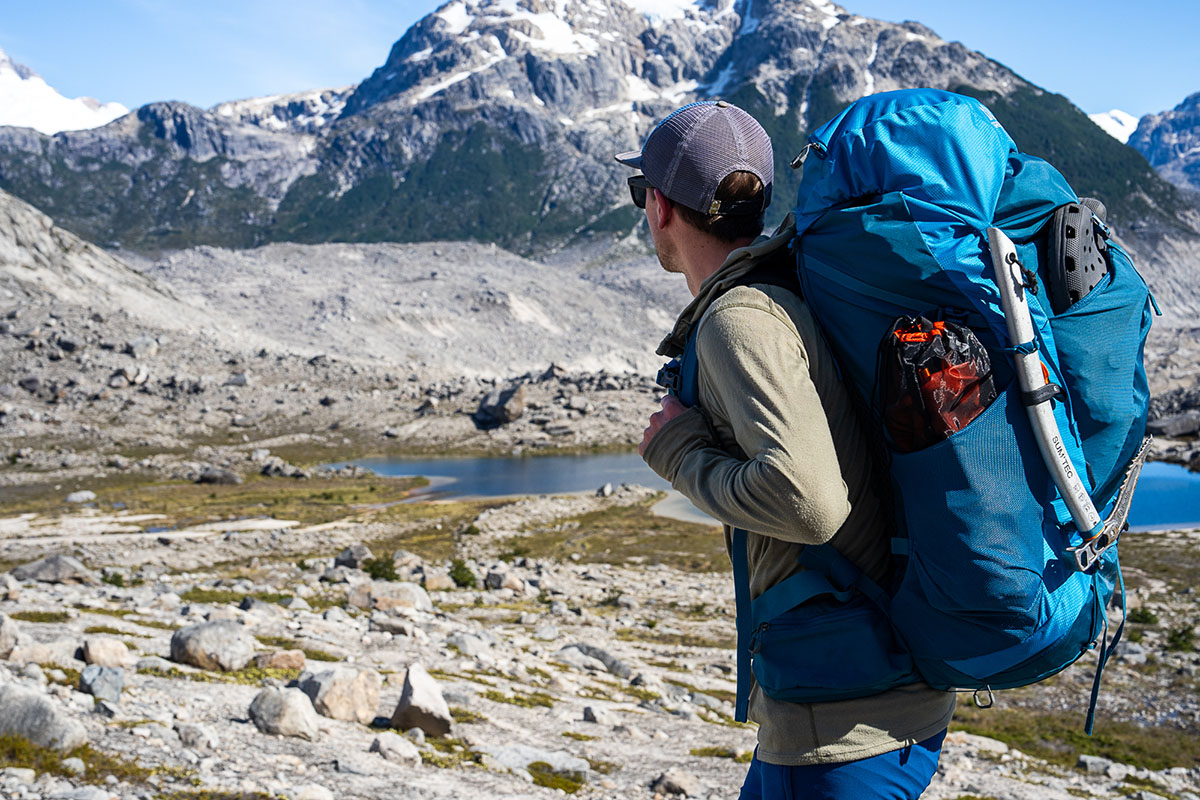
[888,382,1058,663]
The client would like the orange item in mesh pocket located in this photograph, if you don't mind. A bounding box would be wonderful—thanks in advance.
[881,316,998,453]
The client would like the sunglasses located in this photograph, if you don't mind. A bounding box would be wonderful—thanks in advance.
[627,174,654,209]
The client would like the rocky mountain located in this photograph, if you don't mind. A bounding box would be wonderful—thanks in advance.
[0,47,127,135]
[0,0,1198,322]
[1129,91,1200,195]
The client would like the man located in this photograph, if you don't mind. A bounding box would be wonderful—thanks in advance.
[618,101,956,799]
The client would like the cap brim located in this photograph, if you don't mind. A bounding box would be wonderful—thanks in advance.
[614,150,643,169]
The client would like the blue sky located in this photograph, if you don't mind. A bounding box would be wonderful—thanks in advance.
[0,0,1194,117]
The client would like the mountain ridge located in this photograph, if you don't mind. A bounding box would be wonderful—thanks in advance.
[0,0,1196,325]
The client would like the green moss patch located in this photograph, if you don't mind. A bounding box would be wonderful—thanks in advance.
[527,761,586,794]
[690,746,752,763]
[10,610,71,624]
[421,737,484,769]
[951,704,1200,770]
[0,732,195,786]
[39,664,82,687]
[506,494,726,572]
[561,731,596,741]
[449,706,488,724]
[137,665,301,686]
[615,628,735,650]
[478,688,555,708]
[83,625,152,638]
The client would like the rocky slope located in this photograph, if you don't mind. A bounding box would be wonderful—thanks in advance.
[1130,91,1200,195]
[0,485,1197,800]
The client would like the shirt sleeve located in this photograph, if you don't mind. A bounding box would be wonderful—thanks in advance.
[641,300,851,544]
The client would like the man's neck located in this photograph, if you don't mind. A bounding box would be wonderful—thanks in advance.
[682,234,755,297]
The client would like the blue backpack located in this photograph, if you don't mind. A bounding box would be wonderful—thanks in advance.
[662,89,1155,733]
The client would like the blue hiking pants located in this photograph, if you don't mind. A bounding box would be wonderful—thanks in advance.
[737,730,946,800]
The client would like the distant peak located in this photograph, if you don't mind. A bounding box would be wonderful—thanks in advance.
[1088,109,1139,144]
[0,46,39,81]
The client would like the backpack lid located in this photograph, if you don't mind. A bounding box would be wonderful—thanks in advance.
[793,89,1018,238]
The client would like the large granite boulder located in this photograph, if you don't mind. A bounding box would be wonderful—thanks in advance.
[0,684,87,751]
[390,663,452,738]
[298,666,381,724]
[170,621,256,671]
[11,554,99,585]
[249,686,320,741]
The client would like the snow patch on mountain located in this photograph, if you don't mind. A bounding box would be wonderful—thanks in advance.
[623,0,705,22]
[1089,108,1140,144]
[0,47,127,135]
[212,87,351,133]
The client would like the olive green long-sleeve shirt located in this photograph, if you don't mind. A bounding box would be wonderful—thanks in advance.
[642,220,955,765]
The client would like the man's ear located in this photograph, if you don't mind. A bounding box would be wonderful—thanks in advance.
[653,188,673,230]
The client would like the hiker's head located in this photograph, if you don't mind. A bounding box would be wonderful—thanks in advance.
[615,101,773,288]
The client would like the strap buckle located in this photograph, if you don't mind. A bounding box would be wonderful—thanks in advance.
[656,360,682,394]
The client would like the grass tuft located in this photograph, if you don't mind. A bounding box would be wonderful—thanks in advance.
[10,610,71,624]
[527,761,585,794]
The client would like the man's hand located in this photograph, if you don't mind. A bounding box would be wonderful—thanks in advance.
[638,395,688,456]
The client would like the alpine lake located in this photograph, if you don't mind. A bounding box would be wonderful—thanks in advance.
[337,453,1200,532]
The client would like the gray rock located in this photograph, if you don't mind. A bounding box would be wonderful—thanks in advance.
[1077,754,1114,774]
[79,665,123,703]
[447,632,490,658]
[335,754,385,775]
[249,686,321,741]
[370,731,421,766]
[476,742,589,775]
[8,639,83,669]
[82,636,131,667]
[582,705,613,724]
[369,613,414,636]
[61,756,86,775]
[347,580,432,613]
[390,662,452,738]
[197,466,242,485]
[0,573,18,600]
[170,621,256,671]
[596,482,614,497]
[554,645,607,672]
[532,624,559,641]
[298,666,382,724]
[239,596,278,613]
[335,543,374,569]
[651,768,703,797]
[0,613,17,659]
[0,683,88,751]
[175,722,219,751]
[66,490,97,503]
[474,384,526,427]
[571,643,632,678]
[11,554,99,585]
[124,335,158,358]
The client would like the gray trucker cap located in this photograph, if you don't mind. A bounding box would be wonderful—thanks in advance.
[615,100,773,216]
